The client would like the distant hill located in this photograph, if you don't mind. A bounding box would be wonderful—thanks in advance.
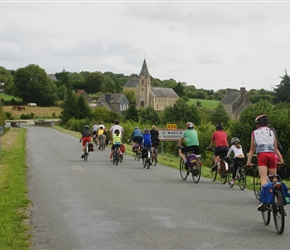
[187,98,219,109]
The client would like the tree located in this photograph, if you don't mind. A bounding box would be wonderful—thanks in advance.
[60,88,78,124]
[210,103,230,127]
[14,64,58,106]
[138,106,160,125]
[84,72,105,94]
[273,70,290,103]
[122,88,136,104]
[163,98,201,125]
[76,95,92,119]
[172,82,185,97]
[123,104,138,122]
[102,75,116,93]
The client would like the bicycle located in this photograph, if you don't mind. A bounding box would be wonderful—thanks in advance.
[112,144,122,165]
[83,141,89,162]
[142,146,152,169]
[260,174,285,234]
[207,148,228,184]
[133,143,142,161]
[98,135,106,151]
[227,157,246,190]
[151,147,158,166]
[179,148,202,183]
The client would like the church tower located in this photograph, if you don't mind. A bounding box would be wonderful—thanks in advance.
[136,59,151,109]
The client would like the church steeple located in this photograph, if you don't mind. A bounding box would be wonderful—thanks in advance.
[139,59,150,77]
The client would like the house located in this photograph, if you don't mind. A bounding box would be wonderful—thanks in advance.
[76,89,93,104]
[220,87,252,120]
[96,93,129,114]
[123,59,179,110]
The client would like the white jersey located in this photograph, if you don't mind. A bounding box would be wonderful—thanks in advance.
[110,124,124,138]
[227,145,244,158]
[92,124,98,132]
[253,126,275,153]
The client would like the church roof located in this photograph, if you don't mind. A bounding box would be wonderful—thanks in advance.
[123,78,139,88]
[221,92,240,104]
[139,59,150,77]
[151,87,179,98]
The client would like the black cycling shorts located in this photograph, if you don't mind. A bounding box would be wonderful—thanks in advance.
[214,146,229,158]
[181,145,199,154]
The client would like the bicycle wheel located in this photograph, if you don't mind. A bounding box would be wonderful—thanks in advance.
[191,160,201,183]
[152,150,158,166]
[273,188,285,234]
[84,144,88,162]
[147,159,150,169]
[143,158,146,168]
[179,158,189,180]
[228,169,234,188]
[211,162,217,182]
[253,167,261,201]
[262,206,271,225]
[220,160,227,184]
[238,168,246,191]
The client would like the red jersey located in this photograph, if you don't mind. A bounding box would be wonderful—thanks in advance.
[212,130,228,147]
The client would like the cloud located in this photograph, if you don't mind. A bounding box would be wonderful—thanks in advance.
[0,1,290,91]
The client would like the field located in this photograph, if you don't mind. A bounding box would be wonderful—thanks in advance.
[187,98,220,109]
[2,106,62,119]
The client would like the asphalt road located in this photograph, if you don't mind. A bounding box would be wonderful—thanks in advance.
[26,126,290,250]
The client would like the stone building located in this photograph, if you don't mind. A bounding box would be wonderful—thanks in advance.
[123,59,179,110]
[220,87,252,120]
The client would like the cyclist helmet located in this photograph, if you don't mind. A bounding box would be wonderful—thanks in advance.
[134,127,138,130]
[144,128,149,133]
[231,137,240,145]
[186,122,194,129]
[216,123,223,130]
[84,125,90,129]
[255,115,269,125]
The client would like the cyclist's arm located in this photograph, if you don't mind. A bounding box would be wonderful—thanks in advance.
[246,134,255,166]
[177,137,185,147]
[274,137,284,164]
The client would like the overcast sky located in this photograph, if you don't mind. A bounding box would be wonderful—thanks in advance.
[1,1,290,91]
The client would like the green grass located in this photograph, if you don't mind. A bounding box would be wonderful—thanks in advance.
[0,128,30,249]
[187,98,219,109]
[0,93,22,102]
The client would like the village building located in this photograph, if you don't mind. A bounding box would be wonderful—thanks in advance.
[96,93,129,114]
[123,59,179,110]
[220,87,252,120]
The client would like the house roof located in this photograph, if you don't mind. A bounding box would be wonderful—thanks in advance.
[151,87,179,98]
[123,78,139,88]
[47,74,57,81]
[97,94,127,103]
[220,92,240,104]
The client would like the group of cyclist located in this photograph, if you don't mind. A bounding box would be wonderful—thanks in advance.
[80,115,285,211]
[130,126,160,165]
[177,115,285,211]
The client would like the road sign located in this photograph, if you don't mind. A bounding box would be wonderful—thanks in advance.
[158,129,185,141]
[167,124,177,129]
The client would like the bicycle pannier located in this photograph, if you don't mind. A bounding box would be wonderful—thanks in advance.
[260,182,274,205]
[120,144,125,153]
[142,148,147,159]
[88,143,94,152]
[186,154,197,168]
[281,182,290,205]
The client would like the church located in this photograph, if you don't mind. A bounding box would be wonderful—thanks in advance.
[123,59,179,110]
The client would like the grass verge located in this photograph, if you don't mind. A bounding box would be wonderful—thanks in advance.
[0,128,30,249]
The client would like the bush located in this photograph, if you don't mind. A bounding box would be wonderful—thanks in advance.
[20,113,35,119]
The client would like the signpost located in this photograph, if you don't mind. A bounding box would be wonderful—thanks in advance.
[158,125,185,153]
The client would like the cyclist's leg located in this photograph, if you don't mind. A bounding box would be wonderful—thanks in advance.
[110,145,115,160]
[179,146,187,163]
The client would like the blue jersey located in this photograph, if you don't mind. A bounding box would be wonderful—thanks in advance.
[143,133,151,146]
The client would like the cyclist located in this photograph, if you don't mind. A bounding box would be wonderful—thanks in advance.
[110,120,124,142]
[227,137,245,185]
[109,129,122,161]
[246,115,284,211]
[80,125,91,158]
[177,122,199,169]
[143,128,152,165]
[131,127,143,151]
[97,125,107,149]
[208,123,229,166]
[150,125,160,162]
[92,122,99,144]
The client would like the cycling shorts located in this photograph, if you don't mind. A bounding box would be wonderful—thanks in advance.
[214,146,229,158]
[181,145,199,154]
[82,137,91,146]
[152,140,160,148]
[111,143,121,150]
[133,136,142,143]
[257,152,277,169]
